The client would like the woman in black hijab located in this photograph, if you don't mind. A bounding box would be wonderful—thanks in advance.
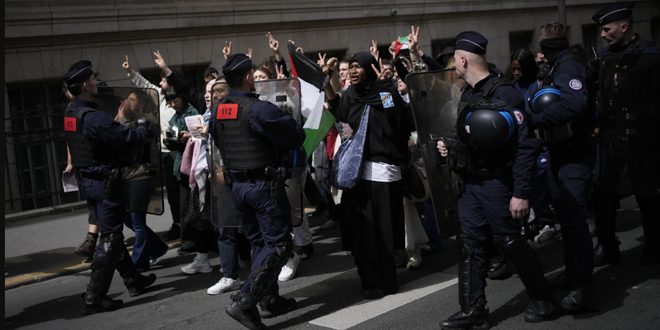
[326,51,414,299]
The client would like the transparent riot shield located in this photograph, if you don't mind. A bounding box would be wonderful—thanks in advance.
[256,78,306,226]
[209,135,242,228]
[93,87,164,215]
[406,70,460,237]
[255,78,303,123]
[597,53,660,195]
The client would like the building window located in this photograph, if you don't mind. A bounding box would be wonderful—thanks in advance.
[5,80,80,213]
[509,30,535,55]
[582,23,606,57]
[431,38,455,61]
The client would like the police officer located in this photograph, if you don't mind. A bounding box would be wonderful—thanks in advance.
[63,60,157,314]
[209,54,306,329]
[528,22,596,312]
[592,3,660,266]
[436,32,554,329]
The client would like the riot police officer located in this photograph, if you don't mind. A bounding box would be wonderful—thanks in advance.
[528,22,596,312]
[63,60,157,314]
[592,3,660,266]
[436,32,554,329]
[209,54,306,329]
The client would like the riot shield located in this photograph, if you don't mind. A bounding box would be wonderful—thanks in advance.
[94,87,164,215]
[256,78,306,226]
[597,53,660,195]
[406,70,460,237]
[255,78,303,123]
[209,135,242,228]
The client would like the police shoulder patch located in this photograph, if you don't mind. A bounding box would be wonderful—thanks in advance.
[568,79,583,91]
[513,110,524,125]
[380,92,395,109]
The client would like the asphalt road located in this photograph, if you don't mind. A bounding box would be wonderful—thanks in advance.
[5,197,660,329]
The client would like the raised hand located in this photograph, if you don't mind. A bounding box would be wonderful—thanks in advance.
[223,41,232,59]
[122,55,131,73]
[153,50,169,69]
[266,32,279,52]
[409,25,421,57]
[247,48,253,59]
[370,39,380,60]
[371,58,387,80]
[275,65,286,79]
[389,41,397,57]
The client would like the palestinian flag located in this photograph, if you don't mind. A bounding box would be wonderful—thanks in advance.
[393,36,410,57]
[287,41,336,156]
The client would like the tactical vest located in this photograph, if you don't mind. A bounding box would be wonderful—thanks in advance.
[213,96,279,170]
[63,103,98,167]
[456,77,517,173]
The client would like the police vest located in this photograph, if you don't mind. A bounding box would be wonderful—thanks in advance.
[63,103,98,167]
[456,78,517,173]
[213,96,280,170]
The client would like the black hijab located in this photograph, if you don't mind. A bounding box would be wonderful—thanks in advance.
[347,51,390,106]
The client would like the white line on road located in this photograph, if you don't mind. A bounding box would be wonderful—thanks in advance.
[309,273,458,330]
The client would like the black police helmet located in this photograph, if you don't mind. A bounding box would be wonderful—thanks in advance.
[530,87,561,114]
[465,109,515,148]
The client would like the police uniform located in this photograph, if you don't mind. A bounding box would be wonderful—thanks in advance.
[63,60,157,314]
[440,32,554,330]
[529,25,596,312]
[210,54,305,329]
[592,3,660,266]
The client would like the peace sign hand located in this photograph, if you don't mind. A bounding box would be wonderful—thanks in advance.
[223,41,232,59]
[370,40,380,60]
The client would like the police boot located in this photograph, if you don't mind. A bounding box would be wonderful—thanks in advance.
[561,282,597,313]
[82,293,123,315]
[593,242,620,266]
[75,232,99,260]
[83,234,122,315]
[258,284,298,318]
[486,256,508,279]
[225,292,266,330]
[107,232,156,296]
[494,236,555,323]
[440,239,489,330]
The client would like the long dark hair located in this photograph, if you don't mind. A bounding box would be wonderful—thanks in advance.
[505,49,538,88]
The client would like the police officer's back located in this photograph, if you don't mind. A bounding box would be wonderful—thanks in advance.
[209,54,305,329]
[63,60,157,315]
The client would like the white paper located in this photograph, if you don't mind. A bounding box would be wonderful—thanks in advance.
[62,171,78,192]
[184,115,205,139]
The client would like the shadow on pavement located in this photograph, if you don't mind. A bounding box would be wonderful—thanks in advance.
[5,247,89,278]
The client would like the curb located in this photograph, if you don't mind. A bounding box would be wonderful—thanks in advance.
[5,201,88,224]
[5,240,181,290]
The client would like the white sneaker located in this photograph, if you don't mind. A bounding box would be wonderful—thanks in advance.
[534,225,559,244]
[278,253,301,281]
[207,277,240,295]
[180,254,212,274]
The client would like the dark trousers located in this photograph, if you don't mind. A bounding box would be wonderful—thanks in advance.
[163,153,180,225]
[342,180,404,292]
[217,227,252,279]
[79,177,124,234]
[124,212,168,270]
[231,180,292,302]
[595,193,660,248]
[549,145,593,283]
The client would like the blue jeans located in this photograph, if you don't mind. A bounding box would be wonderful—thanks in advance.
[124,212,168,271]
[218,227,240,279]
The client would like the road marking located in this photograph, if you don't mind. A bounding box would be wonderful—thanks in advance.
[309,274,458,329]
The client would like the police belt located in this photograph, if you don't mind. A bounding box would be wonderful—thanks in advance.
[466,166,510,181]
[228,168,273,182]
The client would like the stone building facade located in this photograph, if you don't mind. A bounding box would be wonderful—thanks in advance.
[4,0,660,213]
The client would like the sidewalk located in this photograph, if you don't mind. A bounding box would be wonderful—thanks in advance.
[5,206,177,290]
